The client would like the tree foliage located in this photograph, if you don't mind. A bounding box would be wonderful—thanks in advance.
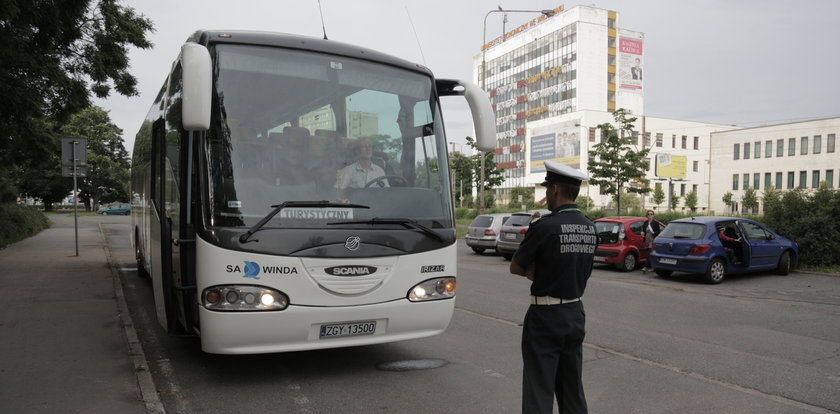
[762,185,840,267]
[0,0,153,200]
[684,190,698,211]
[652,184,665,206]
[742,188,759,214]
[588,109,651,213]
[62,107,131,209]
[508,187,536,210]
[465,136,504,209]
[722,191,734,213]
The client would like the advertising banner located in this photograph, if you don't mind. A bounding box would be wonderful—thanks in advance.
[655,153,687,179]
[528,120,581,174]
[618,35,644,93]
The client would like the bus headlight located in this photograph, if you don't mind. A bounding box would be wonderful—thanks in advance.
[202,285,289,311]
[408,277,456,302]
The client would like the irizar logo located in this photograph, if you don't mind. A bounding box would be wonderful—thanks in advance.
[325,265,377,276]
[226,261,299,279]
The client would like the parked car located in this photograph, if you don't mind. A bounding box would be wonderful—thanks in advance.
[594,216,663,272]
[496,210,550,260]
[96,203,131,215]
[465,213,510,254]
[649,217,799,284]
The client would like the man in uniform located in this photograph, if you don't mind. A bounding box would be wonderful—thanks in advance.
[510,160,597,414]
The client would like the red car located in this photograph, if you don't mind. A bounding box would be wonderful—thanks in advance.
[594,216,663,272]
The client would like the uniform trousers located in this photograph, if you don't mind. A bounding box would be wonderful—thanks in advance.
[521,301,587,414]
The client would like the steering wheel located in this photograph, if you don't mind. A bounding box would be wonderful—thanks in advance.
[365,175,407,188]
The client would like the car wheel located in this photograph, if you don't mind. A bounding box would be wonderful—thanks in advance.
[775,251,791,275]
[617,252,636,272]
[704,258,726,284]
[471,247,485,254]
[655,269,672,278]
[502,253,513,261]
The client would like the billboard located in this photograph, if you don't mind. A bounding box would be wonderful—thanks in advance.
[618,34,643,93]
[528,120,581,174]
[655,153,687,179]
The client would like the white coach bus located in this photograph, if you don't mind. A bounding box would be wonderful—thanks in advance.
[130,30,494,354]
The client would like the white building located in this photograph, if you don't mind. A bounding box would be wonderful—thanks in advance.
[473,5,646,204]
[525,110,737,212]
[708,117,840,214]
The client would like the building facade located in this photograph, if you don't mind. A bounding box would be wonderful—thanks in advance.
[473,5,645,204]
[525,110,737,212]
[709,117,840,214]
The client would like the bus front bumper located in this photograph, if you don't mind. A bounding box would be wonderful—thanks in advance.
[198,298,455,354]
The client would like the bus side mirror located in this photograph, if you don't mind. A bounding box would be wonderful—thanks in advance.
[436,79,496,152]
[181,43,212,131]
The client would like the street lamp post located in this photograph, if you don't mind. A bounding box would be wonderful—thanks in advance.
[480,8,555,214]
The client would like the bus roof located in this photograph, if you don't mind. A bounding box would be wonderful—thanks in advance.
[188,30,434,77]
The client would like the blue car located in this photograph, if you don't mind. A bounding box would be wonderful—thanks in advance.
[96,203,131,215]
[649,217,799,284]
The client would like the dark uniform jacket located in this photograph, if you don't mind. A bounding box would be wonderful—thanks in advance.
[512,204,597,299]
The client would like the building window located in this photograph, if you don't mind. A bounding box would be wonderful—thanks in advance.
[692,160,698,172]
[765,140,772,158]
[655,133,663,147]
[681,135,687,149]
[692,184,697,194]
[672,135,676,148]
[732,174,739,190]
[643,132,651,147]
[814,135,821,154]
[787,172,794,189]
[812,170,821,188]
[693,136,699,150]
[828,134,836,153]
[801,136,809,155]
[733,143,740,160]
[680,183,685,196]
[775,172,782,189]
[764,173,772,189]
[754,141,761,159]
[788,138,796,156]
[753,173,760,190]
[743,173,750,189]
[776,139,784,157]
[827,170,835,188]
[799,171,807,188]
[631,131,638,145]
[744,142,750,159]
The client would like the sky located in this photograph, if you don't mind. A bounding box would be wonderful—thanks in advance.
[95,0,840,155]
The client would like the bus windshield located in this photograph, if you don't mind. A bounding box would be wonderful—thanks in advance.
[205,44,453,230]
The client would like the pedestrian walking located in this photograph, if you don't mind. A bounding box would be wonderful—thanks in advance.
[641,209,663,273]
[510,160,597,414]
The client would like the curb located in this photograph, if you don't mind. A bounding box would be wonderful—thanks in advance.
[100,224,166,414]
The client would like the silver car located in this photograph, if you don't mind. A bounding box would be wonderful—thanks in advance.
[496,210,550,260]
[465,213,510,254]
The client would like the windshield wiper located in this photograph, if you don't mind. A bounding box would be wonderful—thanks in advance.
[328,217,444,242]
[239,200,369,243]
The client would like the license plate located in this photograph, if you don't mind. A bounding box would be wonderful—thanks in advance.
[319,321,376,339]
[660,258,677,265]
[505,233,516,239]
[594,256,606,262]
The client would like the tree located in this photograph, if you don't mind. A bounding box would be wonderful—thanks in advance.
[465,136,504,208]
[722,191,734,214]
[684,190,698,212]
[588,109,651,214]
[742,188,759,214]
[58,106,130,210]
[607,190,641,212]
[669,193,680,210]
[576,195,595,210]
[652,184,665,207]
[450,151,474,207]
[0,0,153,201]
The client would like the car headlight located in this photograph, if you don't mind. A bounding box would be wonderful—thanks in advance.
[408,277,456,302]
[202,285,289,311]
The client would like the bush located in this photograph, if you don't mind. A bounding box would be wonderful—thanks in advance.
[0,203,51,248]
[763,186,840,267]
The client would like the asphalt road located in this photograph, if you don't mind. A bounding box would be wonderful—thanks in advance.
[102,219,840,413]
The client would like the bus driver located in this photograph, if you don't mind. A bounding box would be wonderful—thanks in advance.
[334,138,388,189]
